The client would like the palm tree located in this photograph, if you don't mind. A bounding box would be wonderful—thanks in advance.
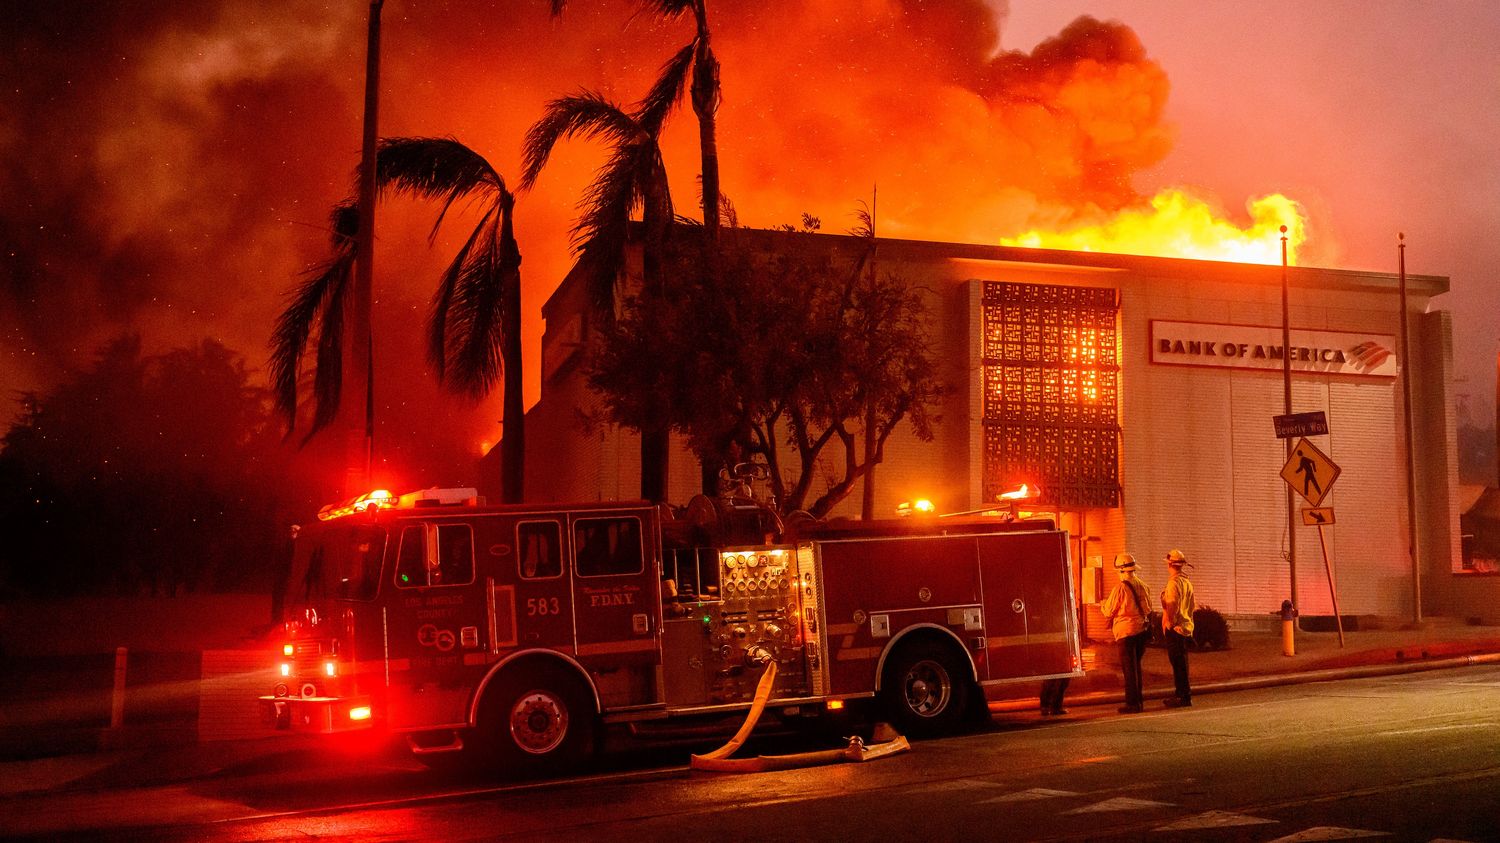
[552,1,721,238]
[546,1,724,499]
[377,136,526,503]
[521,88,675,500]
[270,138,528,504]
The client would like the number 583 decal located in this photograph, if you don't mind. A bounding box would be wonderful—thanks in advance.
[526,597,561,616]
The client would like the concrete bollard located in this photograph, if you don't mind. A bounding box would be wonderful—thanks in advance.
[110,646,127,729]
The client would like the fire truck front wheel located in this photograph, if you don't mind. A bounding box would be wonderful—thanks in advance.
[475,664,596,774]
[881,639,973,738]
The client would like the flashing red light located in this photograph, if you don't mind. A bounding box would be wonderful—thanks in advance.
[349,706,372,721]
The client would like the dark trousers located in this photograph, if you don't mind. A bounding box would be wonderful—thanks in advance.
[1165,630,1192,702]
[1118,630,1149,709]
[1040,677,1070,713]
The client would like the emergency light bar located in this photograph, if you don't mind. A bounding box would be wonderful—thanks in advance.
[317,487,483,521]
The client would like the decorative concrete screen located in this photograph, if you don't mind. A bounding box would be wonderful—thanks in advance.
[982,281,1121,508]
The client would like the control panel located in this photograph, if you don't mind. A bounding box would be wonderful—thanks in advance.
[720,548,793,596]
[705,546,809,703]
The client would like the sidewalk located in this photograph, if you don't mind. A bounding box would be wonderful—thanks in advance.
[5,623,1500,799]
[990,620,1500,712]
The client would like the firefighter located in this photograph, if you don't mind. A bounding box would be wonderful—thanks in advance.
[1100,552,1152,714]
[1039,676,1070,717]
[1160,549,1196,708]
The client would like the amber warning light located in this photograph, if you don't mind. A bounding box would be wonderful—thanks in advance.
[896,499,935,517]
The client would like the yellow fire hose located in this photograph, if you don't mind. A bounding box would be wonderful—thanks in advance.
[689,660,911,772]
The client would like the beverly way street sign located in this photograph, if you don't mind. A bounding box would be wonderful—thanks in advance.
[1274,411,1329,438]
[1281,437,1341,507]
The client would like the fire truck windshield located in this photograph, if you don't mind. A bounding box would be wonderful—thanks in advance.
[287,524,386,603]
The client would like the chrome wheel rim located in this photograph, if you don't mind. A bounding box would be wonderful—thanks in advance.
[509,689,569,755]
[902,659,951,717]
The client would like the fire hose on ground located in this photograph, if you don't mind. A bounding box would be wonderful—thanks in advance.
[689,651,911,773]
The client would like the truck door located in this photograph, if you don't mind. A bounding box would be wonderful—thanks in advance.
[509,517,574,655]
[568,511,663,710]
[977,531,1076,679]
[385,518,488,729]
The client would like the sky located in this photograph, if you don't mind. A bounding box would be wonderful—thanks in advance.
[2,0,1496,488]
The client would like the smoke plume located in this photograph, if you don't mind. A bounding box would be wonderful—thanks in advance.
[1,0,1179,485]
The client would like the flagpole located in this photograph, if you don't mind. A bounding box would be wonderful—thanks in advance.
[1398,233,1421,623]
[1282,225,1297,636]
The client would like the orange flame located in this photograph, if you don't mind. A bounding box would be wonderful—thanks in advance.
[1001,189,1307,265]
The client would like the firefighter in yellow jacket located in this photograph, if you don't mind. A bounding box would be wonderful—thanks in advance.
[1160,549,1196,708]
[1100,553,1152,714]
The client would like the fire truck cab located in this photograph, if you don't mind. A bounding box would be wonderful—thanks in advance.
[262,487,1081,772]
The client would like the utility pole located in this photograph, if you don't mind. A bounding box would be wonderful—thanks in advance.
[1398,233,1421,623]
[346,0,383,495]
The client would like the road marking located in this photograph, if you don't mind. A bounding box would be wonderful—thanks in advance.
[977,788,1079,804]
[1264,827,1388,841]
[916,779,1004,793]
[1377,723,1494,737]
[1154,810,1278,831]
[1063,796,1174,814]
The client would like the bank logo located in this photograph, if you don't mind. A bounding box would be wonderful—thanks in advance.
[1148,320,1398,379]
[1349,341,1393,372]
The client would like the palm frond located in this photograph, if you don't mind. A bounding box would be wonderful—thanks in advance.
[850,201,875,239]
[637,42,695,132]
[269,199,358,440]
[520,91,639,191]
[573,153,637,313]
[308,283,347,443]
[428,195,520,399]
[641,0,697,20]
[377,137,501,242]
[572,136,661,252]
[450,210,517,398]
[427,205,498,383]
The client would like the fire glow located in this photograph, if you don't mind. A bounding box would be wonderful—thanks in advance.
[1003,190,1307,265]
[3,2,1336,463]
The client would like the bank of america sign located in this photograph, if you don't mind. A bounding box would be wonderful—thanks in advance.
[1149,320,1398,378]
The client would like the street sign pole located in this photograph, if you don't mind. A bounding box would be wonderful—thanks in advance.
[1315,524,1345,647]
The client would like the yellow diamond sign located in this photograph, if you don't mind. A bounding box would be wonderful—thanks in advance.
[1281,437,1340,507]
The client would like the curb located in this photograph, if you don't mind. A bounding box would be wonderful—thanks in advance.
[988,650,1500,714]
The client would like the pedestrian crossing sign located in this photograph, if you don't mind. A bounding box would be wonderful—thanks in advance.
[1280,437,1340,507]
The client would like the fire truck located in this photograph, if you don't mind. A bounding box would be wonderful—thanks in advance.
[261,484,1081,771]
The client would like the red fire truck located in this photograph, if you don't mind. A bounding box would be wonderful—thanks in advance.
[261,485,1081,771]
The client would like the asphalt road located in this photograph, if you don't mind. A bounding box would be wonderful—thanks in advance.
[13,665,1500,841]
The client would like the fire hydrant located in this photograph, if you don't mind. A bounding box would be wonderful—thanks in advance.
[1280,600,1297,657]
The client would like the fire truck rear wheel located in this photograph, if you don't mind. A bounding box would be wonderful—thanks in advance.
[476,664,595,774]
[881,639,973,738]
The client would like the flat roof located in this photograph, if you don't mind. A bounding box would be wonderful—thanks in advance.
[543,226,1449,312]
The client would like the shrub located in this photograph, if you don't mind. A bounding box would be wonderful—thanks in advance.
[1190,605,1230,650]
